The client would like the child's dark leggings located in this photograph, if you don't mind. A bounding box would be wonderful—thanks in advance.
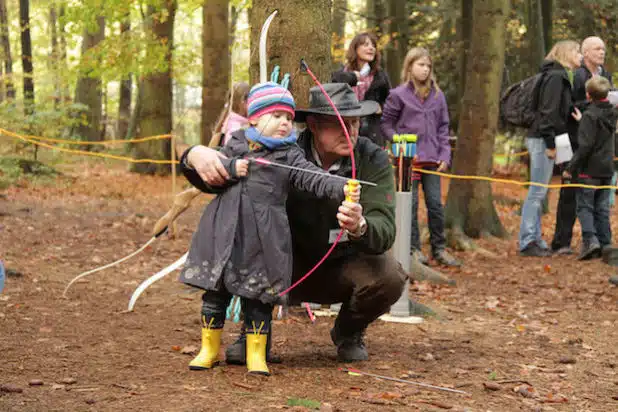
[200,289,273,333]
[411,165,446,255]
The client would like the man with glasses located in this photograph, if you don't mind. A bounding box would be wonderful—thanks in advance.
[181,83,406,363]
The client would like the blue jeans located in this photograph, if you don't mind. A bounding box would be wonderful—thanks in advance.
[576,178,612,247]
[411,167,446,255]
[519,138,554,251]
[609,172,617,207]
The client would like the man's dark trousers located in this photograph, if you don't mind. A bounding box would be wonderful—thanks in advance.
[289,253,407,337]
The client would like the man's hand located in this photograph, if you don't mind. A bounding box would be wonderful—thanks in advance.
[545,148,556,159]
[343,182,361,203]
[235,159,249,177]
[562,170,572,180]
[187,145,230,185]
[436,161,447,172]
[337,200,363,234]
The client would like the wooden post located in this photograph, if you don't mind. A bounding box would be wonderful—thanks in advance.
[170,134,177,238]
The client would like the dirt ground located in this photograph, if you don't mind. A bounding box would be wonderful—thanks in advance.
[1,161,617,412]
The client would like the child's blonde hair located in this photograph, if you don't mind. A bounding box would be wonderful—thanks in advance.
[545,40,580,69]
[400,47,440,99]
[585,76,611,102]
[210,82,250,147]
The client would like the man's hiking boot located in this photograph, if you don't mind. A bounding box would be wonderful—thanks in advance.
[578,241,601,261]
[601,246,618,266]
[330,327,368,362]
[519,243,551,257]
[411,249,429,265]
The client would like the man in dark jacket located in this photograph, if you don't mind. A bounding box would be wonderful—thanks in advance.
[573,36,613,108]
[182,83,406,363]
[565,76,618,260]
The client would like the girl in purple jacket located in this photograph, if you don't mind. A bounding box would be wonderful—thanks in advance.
[380,47,461,267]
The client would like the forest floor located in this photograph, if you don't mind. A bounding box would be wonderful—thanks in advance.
[1,159,617,412]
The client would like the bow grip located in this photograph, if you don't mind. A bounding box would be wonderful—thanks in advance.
[345,179,360,203]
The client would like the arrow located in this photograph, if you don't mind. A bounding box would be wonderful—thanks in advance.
[340,367,470,395]
[251,158,377,187]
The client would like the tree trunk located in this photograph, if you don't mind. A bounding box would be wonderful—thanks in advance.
[230,5,239,48]
[444,0,509,240]
[366,0,386,35]
[331,0,347,68]
[0,0,14,100]
[458,0,472,107]
[19,0,34,114]
[526,0,545,66]
[131,1,176,175]
[201,0,229,146]
[49,5,60,108]
[58,5,69,102]
[73,16,105,142]
[541,0,552,54]
[117,20,132,139]
[384,0,407,86]
[250,0,331,109]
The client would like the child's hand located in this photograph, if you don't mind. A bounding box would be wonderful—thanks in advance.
[571,107,582,121]
[344,182,361,203]
[235,159,249,177]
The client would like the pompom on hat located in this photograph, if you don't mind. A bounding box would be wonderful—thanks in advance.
[246,81,296,121]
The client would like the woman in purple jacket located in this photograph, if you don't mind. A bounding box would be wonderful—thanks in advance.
[380,47,461,267]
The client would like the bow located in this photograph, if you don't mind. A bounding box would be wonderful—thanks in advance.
[277,59,358,299]
[63,187,203,298]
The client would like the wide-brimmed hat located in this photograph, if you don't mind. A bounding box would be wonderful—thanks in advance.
[294,83,380,122]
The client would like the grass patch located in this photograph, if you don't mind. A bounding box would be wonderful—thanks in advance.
[286,397,321,409]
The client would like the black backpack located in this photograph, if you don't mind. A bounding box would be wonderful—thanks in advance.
[499,73,544,129]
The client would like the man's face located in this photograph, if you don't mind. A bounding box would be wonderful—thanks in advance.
[583,38,606,67]
[309,115,360,157]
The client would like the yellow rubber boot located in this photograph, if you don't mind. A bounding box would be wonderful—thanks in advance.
[246,333,270,376]
[189,328,222,370]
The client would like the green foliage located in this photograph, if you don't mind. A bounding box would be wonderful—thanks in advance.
[0,101,90,141]
[0,156,60,189]
[286,398,321,409]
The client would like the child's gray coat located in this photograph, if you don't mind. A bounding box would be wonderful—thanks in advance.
[179,130,345,304]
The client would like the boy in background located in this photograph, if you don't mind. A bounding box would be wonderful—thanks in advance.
[564,76,618,260]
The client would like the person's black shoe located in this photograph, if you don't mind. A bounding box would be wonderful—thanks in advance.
[578,241,601,261]
[609,275,618,286]
[601,246,618,266]
[330,327,368,362]
[433,250,462,267]
[225,324,281,365]
[552,246,574,256]
[519,243,552,257]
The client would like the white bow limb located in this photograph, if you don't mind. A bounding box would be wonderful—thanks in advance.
[127,252,188,311]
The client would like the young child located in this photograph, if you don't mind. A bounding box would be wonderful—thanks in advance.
[179,81,359,376]
[380,47,460,268]
[209,82,250,147]
[564,76,618,260]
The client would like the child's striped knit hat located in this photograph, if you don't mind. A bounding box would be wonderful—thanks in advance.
[247,81,295,121]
